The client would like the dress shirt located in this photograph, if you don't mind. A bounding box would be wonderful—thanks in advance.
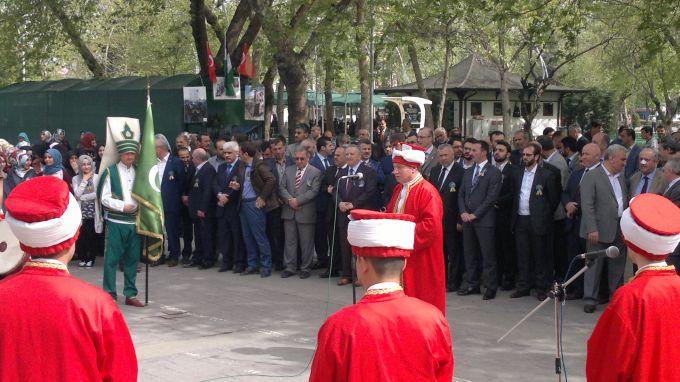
[208,155,225,171]
[603,165,624,217]
[274,157,287,180]
[158,152,169,186]
[395,174,423,213]
[436,162,455,190]
[518,164,537,216]
[633,170,656,197]
[101,162,137,225]
[496,160,508,172]
[242,161,257,199]
[472,160,488,185]
[580,163,600,183]
[316,153,329,170]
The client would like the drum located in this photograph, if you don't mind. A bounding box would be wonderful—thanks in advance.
[0,217,25,276]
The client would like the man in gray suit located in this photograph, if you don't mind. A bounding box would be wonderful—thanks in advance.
[417,127,438,179]
[279,147,321,279]
[457,140,502,299]
[628,148,668,199]
[579,144,629,313]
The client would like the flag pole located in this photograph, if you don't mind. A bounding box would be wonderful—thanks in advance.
[145,78,151,307]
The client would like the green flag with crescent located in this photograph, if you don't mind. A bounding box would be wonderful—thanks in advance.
[132,97,164,261]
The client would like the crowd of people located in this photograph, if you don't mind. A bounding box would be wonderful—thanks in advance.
[1,120,680,312]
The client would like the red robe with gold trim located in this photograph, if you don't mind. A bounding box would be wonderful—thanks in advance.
[387,178,446,314]
[587,267,680,381]
[0,264,138,381]
[309,290,454,381]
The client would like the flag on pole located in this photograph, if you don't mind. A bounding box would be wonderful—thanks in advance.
[224,49,235,97]
[207,42,217,84]
[239,43,255,78]
[132,97,165,262]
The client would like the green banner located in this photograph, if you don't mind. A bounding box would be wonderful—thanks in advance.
[132,98,165,261]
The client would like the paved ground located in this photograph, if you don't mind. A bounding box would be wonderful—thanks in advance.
[72,262,602,382]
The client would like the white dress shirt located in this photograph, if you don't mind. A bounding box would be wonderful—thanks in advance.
[603,165,624,217]
[158,152,170,186]
[518,164,537,215]
[100,162,137,225]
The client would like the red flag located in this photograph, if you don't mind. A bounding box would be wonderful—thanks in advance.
[239,43,255,78]
[207,42,217,84]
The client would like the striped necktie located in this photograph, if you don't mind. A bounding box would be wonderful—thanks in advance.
[295,169,302,188]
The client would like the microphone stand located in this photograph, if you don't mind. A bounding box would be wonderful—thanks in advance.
[498,258,595,382]
[334,175,358,305]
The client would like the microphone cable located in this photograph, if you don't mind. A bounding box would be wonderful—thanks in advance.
[199,177,346,381]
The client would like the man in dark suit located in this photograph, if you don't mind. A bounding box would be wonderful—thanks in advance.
[154,134,185,267]
[185,148,217,269]
[663,158,680,273]
[510,142,561,300]
[358,139,385,210]
[336,145,378,286]
[492,140,518,290]
[265,136,291,270]
[309,137,334,269]
[562,143,602,299]
[430,144,465,292]
[619,127,641,180]
[457,140,502,299]
[213,141,245,273]
[177,147,195,264]
[510,130,530,166]
[319,146,347,278]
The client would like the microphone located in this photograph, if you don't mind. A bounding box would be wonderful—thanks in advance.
[340,172,364,180]
[577,246,619,260]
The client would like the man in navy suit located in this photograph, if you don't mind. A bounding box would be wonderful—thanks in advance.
[184,148,217,269]
[336,145,378,286]
[213,141,245,273]
[358,139,385,210]
[177,147,195,264]
[309,137,335,268]
[154,134,185,268]
[619,127,641,179]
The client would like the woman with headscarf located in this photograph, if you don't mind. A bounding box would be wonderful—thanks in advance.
[76,132,97,158]
[43,148,72,190]
[16,133,31,150]
[72,155,102,267]
[95,144,105,173]
[2,152,35,209]
[55,129,72,152]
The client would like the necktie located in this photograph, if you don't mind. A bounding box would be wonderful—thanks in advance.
[640,175,649,194]
[346,168,354,193]
[295,169,302,188]
[226,164,232,177]
[437,168,447,191]
[471,165,480,188]
[324,158,329,169]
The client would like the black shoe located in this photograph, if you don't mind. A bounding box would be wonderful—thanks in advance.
[281,270,296,278]
[510,289,531,298]
[181,257,192,265]
[457,287,481,296]
[299,271,311,279]
[218,264,232,272]
[319,270,339,278]
[233,267,244,274]
[260,269,271,278]
[536,292,548,301]
[482,289,497,300]
[167,258,179,267]
[183,262,198,268]
[584,304,597,313]
[311,262,325,270]
[198,263,214,270]
[240,268,258,275]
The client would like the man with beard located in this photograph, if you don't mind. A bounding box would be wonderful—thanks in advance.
[457,138,476,169]
[493,140,519,290]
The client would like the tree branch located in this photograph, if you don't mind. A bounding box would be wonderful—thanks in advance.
[300,0,353,59]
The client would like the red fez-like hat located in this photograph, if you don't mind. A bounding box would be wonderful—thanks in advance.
[392,142,427,168]
[347,209,416,258]
[4,176,81,256]
[620,194,680,259]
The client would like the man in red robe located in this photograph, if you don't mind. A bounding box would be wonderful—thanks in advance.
[386,142,446,314]
[310,209,454,381]
[587,193,680,381]
[0,176,138,381]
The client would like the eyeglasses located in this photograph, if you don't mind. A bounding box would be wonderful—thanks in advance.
[294,157,306,161]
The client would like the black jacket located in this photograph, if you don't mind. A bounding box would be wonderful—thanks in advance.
[187,162,217,218]
[212,160,242,218]
[511,163,560,235]
[337,163,378,211]
[430,162,465,226]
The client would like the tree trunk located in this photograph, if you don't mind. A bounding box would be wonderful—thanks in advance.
[190,0,210,76]
[263,65,277,141]
[45,0,104,78]
[324,60,335,133]
[277,51,308,141]
[436,28,452,130]
[276,81,286,138]
[356,0,371,132]
[407,42,434,128]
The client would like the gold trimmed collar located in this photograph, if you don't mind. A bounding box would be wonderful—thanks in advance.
[24,260,69,273]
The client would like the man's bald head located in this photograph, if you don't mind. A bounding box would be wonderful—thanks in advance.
[580,143,601,168]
